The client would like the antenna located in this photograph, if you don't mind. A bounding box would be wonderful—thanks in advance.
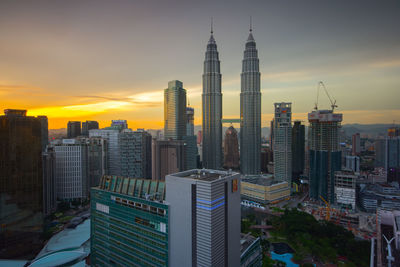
[250,16,252,32]
[211,17,213,34]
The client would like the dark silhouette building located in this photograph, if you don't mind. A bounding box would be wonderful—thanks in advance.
[224,126,239,170]
[67,121,81,138]
[0,109,44,258]
[292,121,305,182]
[38,116,49,151]
[82,120,99,136]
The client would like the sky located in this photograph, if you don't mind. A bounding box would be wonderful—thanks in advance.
[0,0,399,129]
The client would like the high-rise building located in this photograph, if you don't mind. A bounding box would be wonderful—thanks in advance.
[82,120,99,136]
[42,146,57,216]
[67,121,81,138]
[38,115,49,152]
[164,80,187,140]
[186,106,195,136]
[119,129,152,179]
[345,155,360,173]
[91,175,168,266]
[374,139,386,167]
[152,139,186,180]
[240,26,261,175]
[166,169,241,267]
[0,109,44,258]
[90,128,121,176]
[111,119,128,130]
[84,137,108,188]
[202,27,222,169]
[352,133,360,155]
[183,135,198,171]
[54,139,89,200]
[261,146,273,173]
[273,103,292,184]
[386,127,400,183]
[292,120,305,181]
[308,110,342,203]
[224,126,240,170]
[269,119,274,151]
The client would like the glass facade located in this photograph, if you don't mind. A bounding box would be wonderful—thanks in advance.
[91,176,168,267]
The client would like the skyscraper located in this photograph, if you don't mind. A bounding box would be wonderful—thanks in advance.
[164,80,187,140]
[152,139,186,180]
[352,133,360,155]
[67,121,81,138]
[38,115,49,152]
[184,106,199,170]
[386,127,400,183]
[292,120,305,181]
[0,109,44,258]
[186,106,195,136]
[42,146,57,216]
[273,103,292,183]
[166,169,241,267]
[240,25,261,175]
[82,120,99,136]
[308,110,342,203]
[224,126,240,170]
[202,25,222,169]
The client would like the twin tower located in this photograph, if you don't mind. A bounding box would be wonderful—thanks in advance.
[202,24,261,175]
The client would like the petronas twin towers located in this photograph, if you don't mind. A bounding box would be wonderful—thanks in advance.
[202,23,261,175]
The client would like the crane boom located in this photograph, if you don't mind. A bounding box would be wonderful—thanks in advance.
[314,81,338,111]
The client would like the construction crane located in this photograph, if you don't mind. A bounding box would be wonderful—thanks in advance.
[314,81,338,112]
[319,195,331,221]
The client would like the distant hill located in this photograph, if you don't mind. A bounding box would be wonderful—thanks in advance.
[341,124,395,137]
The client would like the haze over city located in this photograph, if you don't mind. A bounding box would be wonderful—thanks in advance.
[1,0,399,129]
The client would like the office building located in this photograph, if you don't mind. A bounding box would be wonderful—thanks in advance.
[166,169,241,267]
[273,103,292,183]
[84,137,108,188]
[67,121,81,138]
[164,80,187,140]
[374,139,386,167]
[292,121,305,181]
[360,183,400,212]
[186,106,195,136]
[91,175,168,266]
[202,27,223,169]
[240,234,262,267]
[0,109,44,258]
[42,146,57,216]
[224,126,240,170]
[38,115,49,151]
[111,120,128,130]
[90,128,121,176]
[261,146,273,173]
[54,139,89,200]
[82,120,99,136]
[240,26,261,175]
[334,170,357,210]
[352,133,360,155]
[119,129,152,179]
[385,127,400,182]
[308,110,342,203]
[241,175,290,204]
[183,135,198,170]
[269,119,274,151]
[152,139,186,180]
[345,155,360,173]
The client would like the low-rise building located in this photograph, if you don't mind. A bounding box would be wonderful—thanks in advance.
[240,233,262,267]
[241,175,290,204]
[359,183,400,212]
[334,170,357,209]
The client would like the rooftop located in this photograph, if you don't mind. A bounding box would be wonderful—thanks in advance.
[242,174,286,187]
[240,233,257,254]
[170,169,238,182]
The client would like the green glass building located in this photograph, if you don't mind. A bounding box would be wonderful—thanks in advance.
[91,175,168,267]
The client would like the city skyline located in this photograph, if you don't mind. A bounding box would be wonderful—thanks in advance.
[0,0,399,129]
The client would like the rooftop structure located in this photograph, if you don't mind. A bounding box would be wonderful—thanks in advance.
[241,174,290,204]
[240,233,262,267]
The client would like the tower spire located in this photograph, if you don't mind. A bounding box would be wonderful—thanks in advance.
[211,17,213,34]
[250,16,252,32]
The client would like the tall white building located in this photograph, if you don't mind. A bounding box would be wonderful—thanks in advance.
[54,139,89,200]
[273,103,292,184]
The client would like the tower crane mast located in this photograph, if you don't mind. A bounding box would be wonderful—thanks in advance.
[314,81,338,112]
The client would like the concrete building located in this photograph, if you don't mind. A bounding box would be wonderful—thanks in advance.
[224,126,240,170]
[54,139,89,200]
[292,121,305,181]
[38,115,49,152]
[360,183,400,212]
[308,110,342,203]
[90,128,121,176]
[386,128,400,183]
[374,138,386,167]
[83,137,108,188]
[164,80,187,140]
[183,135,198,170]
[81,120,99,136]
[241,175,290,204]
[152,139,185,180]
[42,147,57,216]
[352,133,361,155]
[91,175,168,266]
[345,155,360,173]
[261,146,273,173]
[111,119,128,130]
[119,129,152,179]
[334,170,357,209]
[273,103,292,183]
[166,169,241,267]
[240,234,262,267]
[0,109,44,258]
[240,27,261,175]
[202,27,223,170]
[67,121,81,138]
